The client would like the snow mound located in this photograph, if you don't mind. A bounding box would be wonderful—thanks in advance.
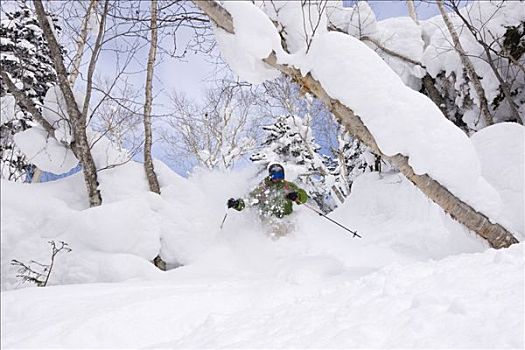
[14,126,78,174]
[471,123,525,239]
[1,159,493,291]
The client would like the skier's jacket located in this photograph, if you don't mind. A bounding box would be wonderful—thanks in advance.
[232,177,308,218]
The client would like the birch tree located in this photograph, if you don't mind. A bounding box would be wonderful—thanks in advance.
[143,0,161,195]
[68,0,98,87]
[193,0,519,249]
[142,0,165,270]
[32,0,102,207]
[406,0,419,25]
[437,0,494,127]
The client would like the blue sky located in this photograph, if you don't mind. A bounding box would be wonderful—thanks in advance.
[368,0,440,20]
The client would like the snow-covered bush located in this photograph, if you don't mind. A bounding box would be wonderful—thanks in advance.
[0,3,61,181]
[11,241,71,287]
[327,1,525,132]
[251,113,337,212]
[328,132,385,198]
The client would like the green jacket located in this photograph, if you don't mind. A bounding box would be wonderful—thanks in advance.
[233,177,308,218]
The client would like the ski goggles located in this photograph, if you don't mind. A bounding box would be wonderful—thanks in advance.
[269,163,285,180]
[269,171,284,180]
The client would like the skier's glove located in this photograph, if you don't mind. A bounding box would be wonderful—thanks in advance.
[227,198,239,209]
[286,192,299,201]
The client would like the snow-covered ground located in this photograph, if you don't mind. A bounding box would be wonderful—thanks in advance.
[1,124,524,348]
[2,243,522,348]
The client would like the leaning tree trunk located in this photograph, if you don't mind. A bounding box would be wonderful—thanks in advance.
[143,0,161,195]
[437,0,494,127]
[143,0,165,271]
[34,0,102,207]
[193,0,519,249]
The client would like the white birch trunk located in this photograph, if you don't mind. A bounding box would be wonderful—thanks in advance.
[406,0,419,25]
[68,0,98,87]
[143,0,164,270]
[143,0,161,195]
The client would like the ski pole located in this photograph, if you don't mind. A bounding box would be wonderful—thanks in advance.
[220,212,228,230]
[303,203,362,238]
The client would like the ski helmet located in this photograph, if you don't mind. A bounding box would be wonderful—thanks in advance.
[268,163,285,180]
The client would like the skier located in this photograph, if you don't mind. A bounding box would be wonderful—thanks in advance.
[226,163,308,237]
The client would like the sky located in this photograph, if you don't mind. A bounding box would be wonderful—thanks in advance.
[369,0,440,20]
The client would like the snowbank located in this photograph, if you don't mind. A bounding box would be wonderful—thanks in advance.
[1,157,494,291]
[471,123,525,240]
[0,164,164,289]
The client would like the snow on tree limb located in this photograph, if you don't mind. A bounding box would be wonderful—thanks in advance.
[1,71,56,137]
[193,0,519,248]
[437,0,494,127]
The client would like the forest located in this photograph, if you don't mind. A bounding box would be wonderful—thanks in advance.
[1,0,523,348]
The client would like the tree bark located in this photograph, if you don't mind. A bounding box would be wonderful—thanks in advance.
[437,0,494,127]
[406,0,419,25]
[421,74,448,116]
[32,167,43,183]
[193,0,519,249]
[143,0,161,195]
[68,0,98,87]
[144,0,165,270]
[33,0,102,207]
